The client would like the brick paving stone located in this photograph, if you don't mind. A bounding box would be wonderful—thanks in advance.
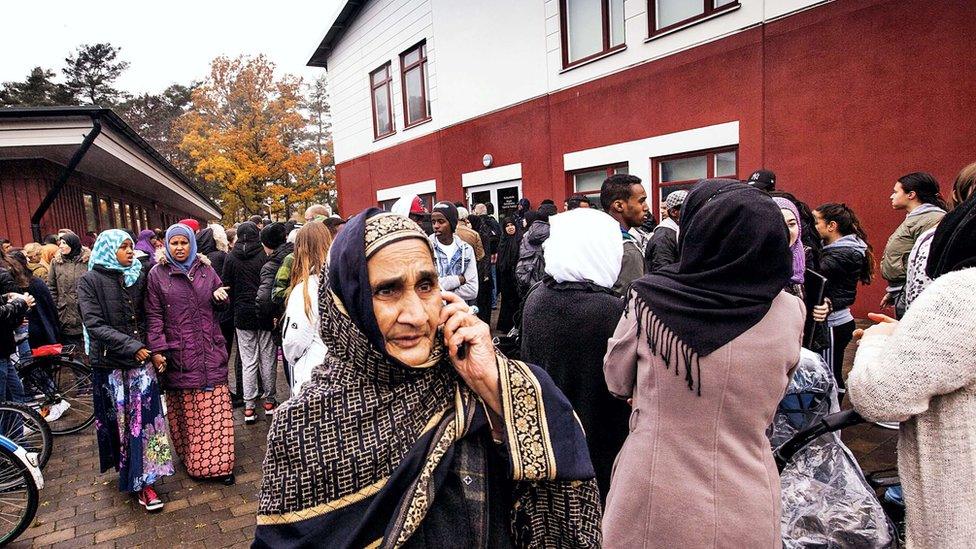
[30,528,75,546]
[93,522,136,544]
[74,516,118,537]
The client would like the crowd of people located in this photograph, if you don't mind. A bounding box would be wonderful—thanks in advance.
[1,160,974,547]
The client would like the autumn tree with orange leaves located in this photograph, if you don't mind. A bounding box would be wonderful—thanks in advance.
[178,55,333,219]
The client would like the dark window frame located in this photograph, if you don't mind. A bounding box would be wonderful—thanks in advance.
[370,62,396,140]
[647,0,739,38]
[651,146,738,220]
[399,41,432,129]
[559,0,627,70]
[565,162,629,211]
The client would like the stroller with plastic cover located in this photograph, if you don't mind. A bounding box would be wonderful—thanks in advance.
[768,349,899,548]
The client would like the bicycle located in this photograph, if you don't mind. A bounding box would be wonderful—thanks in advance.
[0,434,42,546]
[0,402,51,470]
[14,344,95,436]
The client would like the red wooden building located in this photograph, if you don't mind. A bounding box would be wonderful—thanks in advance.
[0,106,221,246]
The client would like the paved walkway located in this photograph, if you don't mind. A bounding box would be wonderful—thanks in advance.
[11,333,897,548]
[10,377,284,549]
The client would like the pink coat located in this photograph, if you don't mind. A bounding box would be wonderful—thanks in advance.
[602,291,803,548]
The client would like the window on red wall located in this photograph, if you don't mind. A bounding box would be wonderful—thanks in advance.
[560,0,626,68]
[98,198,111,230]
[378,193,436,213]
[83,193,98,233]
[649,0,739,37]
[400,41,431,128]
[567,163,629,211]
[370,63,395,139]
[651,147,737,220]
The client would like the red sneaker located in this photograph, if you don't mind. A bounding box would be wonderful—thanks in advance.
[138,485,164,512]
[244,408,256,424]
[263,402,275,416]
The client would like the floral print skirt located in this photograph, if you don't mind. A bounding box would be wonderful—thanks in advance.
[93,365,175,493]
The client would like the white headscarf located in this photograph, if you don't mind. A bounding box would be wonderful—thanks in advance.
[391,195,419,217]
[543,208,623,289]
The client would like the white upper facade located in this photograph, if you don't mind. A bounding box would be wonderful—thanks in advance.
[317,0,828,164]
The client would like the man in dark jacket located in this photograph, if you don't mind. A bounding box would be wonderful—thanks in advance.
[644,190,686,273]
[222,222,276,423]
[1,267,32,403]
[256,222,293,320]
[601,174,648,295]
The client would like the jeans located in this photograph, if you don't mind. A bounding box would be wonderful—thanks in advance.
[490,265,498,308]
[0,358,26,403]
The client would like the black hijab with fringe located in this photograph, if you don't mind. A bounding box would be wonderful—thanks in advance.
[628,179,792,395]
[926,192,976,279]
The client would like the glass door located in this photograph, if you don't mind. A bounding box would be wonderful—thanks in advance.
[466,180,522,221]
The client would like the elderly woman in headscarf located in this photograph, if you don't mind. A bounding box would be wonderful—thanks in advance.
[146,223,235,485]
[255,209,601,548]
[848,189,976,548]
[520,208,630,503]
[78,229,174,513]
[602,180,805,547]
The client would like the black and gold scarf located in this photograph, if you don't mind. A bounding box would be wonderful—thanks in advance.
[256,210,600,548]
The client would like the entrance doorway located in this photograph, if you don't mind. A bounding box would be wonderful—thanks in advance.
[466,180,522,220]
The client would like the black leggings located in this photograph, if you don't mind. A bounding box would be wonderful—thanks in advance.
[822,320,856,392]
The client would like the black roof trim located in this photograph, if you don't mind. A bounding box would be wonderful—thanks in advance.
[307,1,368,69]
[0,106,222,216]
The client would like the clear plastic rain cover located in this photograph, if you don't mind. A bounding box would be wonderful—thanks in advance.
[769,349,898,548]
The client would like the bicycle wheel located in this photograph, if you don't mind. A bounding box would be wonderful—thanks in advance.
[0,443,39,546]
[22,359,95,436]
[0,403,51,470]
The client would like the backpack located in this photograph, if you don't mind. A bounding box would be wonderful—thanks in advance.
[515,250,546,297]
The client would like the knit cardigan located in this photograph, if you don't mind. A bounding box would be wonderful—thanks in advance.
[848,268,976,549]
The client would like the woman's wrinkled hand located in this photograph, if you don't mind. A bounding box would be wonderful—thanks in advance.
[440,291,501,415]
[213,286,230,302]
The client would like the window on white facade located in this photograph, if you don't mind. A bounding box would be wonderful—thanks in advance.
[400,41,431,128]
[650,0,738,36]
[370,63,395,139]
[570,164,629,210]
[561,0,626,68]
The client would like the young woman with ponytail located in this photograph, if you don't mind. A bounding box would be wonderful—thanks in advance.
[814,203,875,395]
[880,172,946,317]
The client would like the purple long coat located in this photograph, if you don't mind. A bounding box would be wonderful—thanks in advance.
[145,257,229,390]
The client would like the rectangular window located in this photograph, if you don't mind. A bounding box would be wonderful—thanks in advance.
[123,203,133,229]
[98,198,111,230]
[378,193,436,213]
[400,41,431,128]
[370,63,395,139]
[560,0,626,68]
[83,193,98,233]
[569,163,629,211]
[133,205,142,232]
[649,0,739,37]
[112,200,122,228]
[652,147,737,219]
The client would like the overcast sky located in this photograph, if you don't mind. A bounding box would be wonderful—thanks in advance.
[0,0,344,95]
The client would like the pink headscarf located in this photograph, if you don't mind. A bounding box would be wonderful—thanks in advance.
[773,197,806,284]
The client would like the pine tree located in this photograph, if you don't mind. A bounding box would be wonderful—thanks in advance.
[0,66,78,106]
[62,43,130,106]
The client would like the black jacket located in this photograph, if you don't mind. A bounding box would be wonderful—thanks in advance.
[223,240,269,331]
[0,269,29,357]
[25,276,59,348]
[819,244,866,312]
[256,242,293,320]
[643,225,678,272]
[77,266,148,369]
[519,278,629,502]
